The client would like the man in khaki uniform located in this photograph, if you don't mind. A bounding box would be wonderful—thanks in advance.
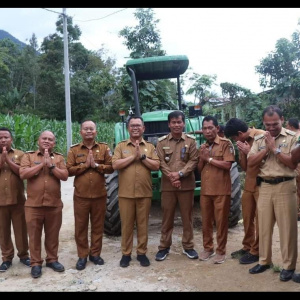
[67,120,113,271]
[0,127,30,272]
[224,118,265,265]
[155,110,198,262]
[198,116,235,264]
[112,116,160,268]
[20,131,68,278]
[248,105,298,282]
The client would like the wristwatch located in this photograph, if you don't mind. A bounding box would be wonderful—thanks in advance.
[94,163,99,168]
[49,164,56,170]
[178,171,184,178]
[274,148,281,155]
[140,154,147,161]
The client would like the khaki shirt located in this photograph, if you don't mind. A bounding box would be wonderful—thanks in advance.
[20,150,67,207]
[112,138,159,198]
[200,135,235,195]
[240,128,266,192]
[0,148,26,206]
[156,133,198,191]
[67,141,113,198]
[248,127,297,178]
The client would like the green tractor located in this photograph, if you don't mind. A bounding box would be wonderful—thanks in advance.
[104,55,241,236]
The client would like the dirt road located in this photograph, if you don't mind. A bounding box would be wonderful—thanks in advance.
[1,177,300,292]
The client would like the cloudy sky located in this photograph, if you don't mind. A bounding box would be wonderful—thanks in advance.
[1,7,300,98]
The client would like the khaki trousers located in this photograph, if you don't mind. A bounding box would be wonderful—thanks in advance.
[25,206,62,266]
[258,180,298,270]
[201,195,231,255]
[0,204,29,262]
[119,197,151,256]
[241,188,259,256]
[74,195,106,258]
[158,190,195,251]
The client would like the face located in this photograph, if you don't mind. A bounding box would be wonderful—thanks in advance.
[0,130,12,151]
[168,116,185,135]
[38,131,56,151]
[128,118,145,139]
[263,113,283,137]
[231,131,246,143]
[80,121,97,141]
[202,120,218,142]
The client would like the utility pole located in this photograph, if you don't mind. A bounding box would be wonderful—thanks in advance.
[63,8,72,152]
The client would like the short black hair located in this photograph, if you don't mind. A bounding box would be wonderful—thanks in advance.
[224,118,248,138]
[127,116,144,128]
[202,115,218,127]
[262,105,283,118]
[168,110,185,123]
[219,125,225,132]
[287,118,299,129]
[0,127,12,137]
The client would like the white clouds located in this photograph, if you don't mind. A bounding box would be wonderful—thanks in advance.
[1,7,299,95]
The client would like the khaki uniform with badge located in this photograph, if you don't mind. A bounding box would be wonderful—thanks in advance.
[20,150,66,266]
[112,138,159,255]
[156,133,198,251]
[0,148,29,264]
[248,128,298,270]
[199,135,235,256]
[67,142,113,258]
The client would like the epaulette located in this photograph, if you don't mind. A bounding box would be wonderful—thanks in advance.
[97,141,108,145]
[219,137,230,141]
[70,143,80,148]
[286,129,296,136]
[26,151,35,153]
[186,134,196,140]
[254,134,264,141]
[53,151,63,156]
[158,135,167,142]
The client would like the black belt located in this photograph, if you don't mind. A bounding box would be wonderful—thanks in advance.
[259,177,294,185]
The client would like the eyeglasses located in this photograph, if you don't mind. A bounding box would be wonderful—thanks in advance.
[129,124,142,128]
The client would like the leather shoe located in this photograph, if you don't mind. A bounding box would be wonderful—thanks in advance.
[20,257,31,267]
[280,269,295,281]
[292,272,300,283]
[46,261,65,272]
[76,257,87,270]
[120,255,131,268]
[89,255,104,265]
[31,265,42,278]
[249,264,271,274]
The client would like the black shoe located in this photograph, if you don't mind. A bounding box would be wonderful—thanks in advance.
[155,248,170,261]
[89,255,104,265]
[120,255,131,268]
[231,248,248,258]
[183,249,199,259]
[76,257,87,271]
[280,269,295,282]
[292,272,300,283]
[249,264,271,274]
[239,253,259,264]
[0,261,12,272]
[20,258,31,267]
[46,261,65,272]
[31,265,42,278]
[137,254,150,267]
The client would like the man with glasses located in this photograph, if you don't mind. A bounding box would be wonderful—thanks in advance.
[112,116,160,268]
[248,105,298,282]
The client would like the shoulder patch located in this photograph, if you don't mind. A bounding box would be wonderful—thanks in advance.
[70,143,79,148]
[254,134,264,141]
[158,135,167,142]
[286,129,296,136]
[98,142,108,145]
[186,134,196,140]
[53,151,63,156]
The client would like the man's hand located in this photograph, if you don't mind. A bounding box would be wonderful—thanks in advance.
[264,131,276,152]
[199,144,210,162]
[44,149,52,168]
[236,141,251,155]
[135,140,141,160]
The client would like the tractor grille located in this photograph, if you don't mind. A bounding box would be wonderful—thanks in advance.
[143,121,170,146]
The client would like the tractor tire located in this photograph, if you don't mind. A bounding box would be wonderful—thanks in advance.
[104,171,121,236]
[229,162,242,227]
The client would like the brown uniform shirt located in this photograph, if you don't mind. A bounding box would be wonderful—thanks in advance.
[0,148,26,206]
[200,135,235,195]
[112,138,159,198]
[67,141,113,198]
[248,127,297,178]
[240,128,266,192]
[156,133,198,191]
[20,150,67,207]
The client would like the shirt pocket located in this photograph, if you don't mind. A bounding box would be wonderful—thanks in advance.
[164,149,173,163]
[94,152,105,164]
[75,156,86,165]
[211,148,223,161]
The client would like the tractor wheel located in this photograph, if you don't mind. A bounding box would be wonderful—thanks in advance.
[104,171,121,236]
[229,162,242,227]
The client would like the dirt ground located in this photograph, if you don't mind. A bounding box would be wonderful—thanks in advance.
[1,177,300,292]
